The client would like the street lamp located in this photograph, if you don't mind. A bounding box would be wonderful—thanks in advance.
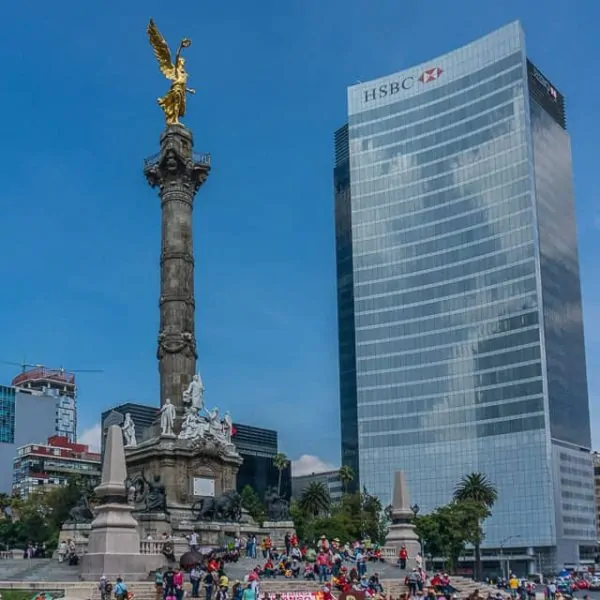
[499,535,521,579]
[411,505,425,567]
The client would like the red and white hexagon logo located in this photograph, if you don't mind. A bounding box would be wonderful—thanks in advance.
[419,67,444,83]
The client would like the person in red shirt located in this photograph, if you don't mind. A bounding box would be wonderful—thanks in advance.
[263,558,275,578]
[320,586,334,600]
[207,558,219,572]
[398,545,408,569]
[316,550,329,583]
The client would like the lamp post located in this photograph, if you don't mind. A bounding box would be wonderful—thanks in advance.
[411,504,425,567]
[500,535,521,579]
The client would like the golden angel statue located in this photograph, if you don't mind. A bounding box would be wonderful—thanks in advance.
[147,19,195,126]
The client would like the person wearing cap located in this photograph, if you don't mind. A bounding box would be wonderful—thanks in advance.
[98,575,112,600]
[114,577,128,600]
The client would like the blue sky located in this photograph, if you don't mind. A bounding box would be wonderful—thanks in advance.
[1,0,599,473]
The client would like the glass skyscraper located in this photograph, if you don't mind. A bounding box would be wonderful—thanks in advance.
[335,22,594,570]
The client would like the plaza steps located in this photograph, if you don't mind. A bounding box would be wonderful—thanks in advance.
[0,563,513,600]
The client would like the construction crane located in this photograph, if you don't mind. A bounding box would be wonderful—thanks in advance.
[1,360,103,396]
[1,359,103,375]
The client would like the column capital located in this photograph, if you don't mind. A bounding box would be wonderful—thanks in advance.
[144,125,210,193]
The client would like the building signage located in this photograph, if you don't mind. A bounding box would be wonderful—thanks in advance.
[531,66,558,100]
[363,66,443,103]
[192,477,215,497]
[526,59,565,129]
[263,594,365,600]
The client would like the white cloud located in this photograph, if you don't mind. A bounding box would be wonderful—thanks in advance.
[291,454,337,477]
[79,423,101,452]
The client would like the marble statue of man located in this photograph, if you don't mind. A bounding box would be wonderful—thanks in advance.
[182,373,205,411]
[122,413,137,446]
[222,410,233,443]
[160,398,176,436]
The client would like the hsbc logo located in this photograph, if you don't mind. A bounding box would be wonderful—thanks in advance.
[419,67,443,83]
[363,66,444,103]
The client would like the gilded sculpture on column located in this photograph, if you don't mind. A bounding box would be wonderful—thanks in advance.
[147,19,195,125]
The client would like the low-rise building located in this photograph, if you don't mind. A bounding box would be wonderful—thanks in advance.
[12,435,101,498]
[292,469,343,504]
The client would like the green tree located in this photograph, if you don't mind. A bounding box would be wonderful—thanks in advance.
[240,485,265,524]
[414,501,486,574]
[273,453,289,497]
[453,473,498,580]
[300,482,331,517]
[338,465,354,495]
[289,498,311,541]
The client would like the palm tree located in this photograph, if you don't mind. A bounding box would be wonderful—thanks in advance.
[273,453,289,497]
[299,482,331,517]
[338,465,355,495]
[453,472,498,580]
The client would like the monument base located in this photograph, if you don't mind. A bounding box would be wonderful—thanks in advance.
[79,552,164,581]
[263,521,296,548]
[57,523,91,558]
[136,512,171,540]
[80,502,152,580]
[385,526,421,557]
[126,435,242,511]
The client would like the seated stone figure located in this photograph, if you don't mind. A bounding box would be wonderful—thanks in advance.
[67,494,94,523]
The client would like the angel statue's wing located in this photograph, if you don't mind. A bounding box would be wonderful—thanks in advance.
[147,19,175,79]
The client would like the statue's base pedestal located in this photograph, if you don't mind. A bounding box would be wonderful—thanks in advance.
[125,435,242,516]
[57,523,91,558]
[385,521,421,561]
[80,552,164,581]
[136,512,171,540]
[263,521,296,548]
[79,501,157,581]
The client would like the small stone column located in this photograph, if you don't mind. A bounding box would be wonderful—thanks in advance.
[80,425,162,580]
[385,471,421,561]
[144,125,210,411]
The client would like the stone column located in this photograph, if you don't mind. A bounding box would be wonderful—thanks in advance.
[144,124,210,410]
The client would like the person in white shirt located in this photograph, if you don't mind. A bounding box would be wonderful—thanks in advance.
[189,531,199,550]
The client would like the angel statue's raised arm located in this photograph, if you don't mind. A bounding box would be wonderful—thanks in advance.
[147,19,195,126]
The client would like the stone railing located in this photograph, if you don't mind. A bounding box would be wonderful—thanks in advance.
[140,537,187,555]
[379,547,398,560]
[140,540,167,555]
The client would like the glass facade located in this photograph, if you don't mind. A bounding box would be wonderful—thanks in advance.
[0,386,15,444]
[335,21,594,567]
[233,423,292,502]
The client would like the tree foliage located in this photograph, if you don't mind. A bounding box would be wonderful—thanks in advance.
[414,500,490,574]
[338,466,355,495]
[273,453,289,497]
[0,477,95,550]
[453,472,498,579]
[291,487,387,545]
[240,485,265,524]
[299,482,331,517]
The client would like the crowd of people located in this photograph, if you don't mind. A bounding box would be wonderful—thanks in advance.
[97,533,596,600]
